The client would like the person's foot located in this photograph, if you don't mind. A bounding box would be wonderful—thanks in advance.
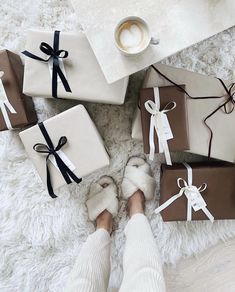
[86,176,119,234]
[96,210,113,234]
[127,189,145,217]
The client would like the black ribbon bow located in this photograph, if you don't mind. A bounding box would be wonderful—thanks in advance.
[151,65,235,159]
[33,122,82,198]
[22,30,72,98]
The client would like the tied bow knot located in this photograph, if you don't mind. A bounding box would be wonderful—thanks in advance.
[39,42,68,60]
[33,136,67,156]
[33,122,82,198]
[177,177,207,197]
[217,80,235,114]
[145,99,176,116]
[145,96,176,165]
[22,30,72,99]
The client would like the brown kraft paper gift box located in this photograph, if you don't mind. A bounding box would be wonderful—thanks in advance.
[139,85,189,155]
[0,49,37,131]
[159,162,235,221]
[132,63,235,163]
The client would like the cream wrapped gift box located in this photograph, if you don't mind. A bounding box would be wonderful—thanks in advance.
[20,105,109,197]
[22,30,128,104]
[132,63,235,163]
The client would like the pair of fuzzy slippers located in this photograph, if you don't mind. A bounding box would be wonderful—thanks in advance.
[86,157,156,221]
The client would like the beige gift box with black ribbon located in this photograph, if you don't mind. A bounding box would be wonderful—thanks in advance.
[132,63,235,163]
[20,105,110,194]
[22,30,128,104]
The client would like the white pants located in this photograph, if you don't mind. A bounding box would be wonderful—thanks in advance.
[65,213,166,292]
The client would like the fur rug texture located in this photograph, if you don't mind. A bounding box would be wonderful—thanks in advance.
[0,0,235,291]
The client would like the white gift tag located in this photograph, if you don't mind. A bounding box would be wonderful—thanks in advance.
[48,58,67,83]
[156,113,173,141]
[185,186,207,212]
[49,150,76,173]
[161,113,173,140]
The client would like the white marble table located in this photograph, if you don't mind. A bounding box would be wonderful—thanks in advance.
[71,0,235,84]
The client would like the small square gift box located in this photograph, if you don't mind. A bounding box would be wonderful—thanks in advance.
[0,49,37,131]
[132,63,235,163]
[155,162,235,222]
[19,105,110,198]
[139,86,189,165]
[22,30,128,104]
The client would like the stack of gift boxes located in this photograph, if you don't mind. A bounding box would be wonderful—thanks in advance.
[1,25,235,221]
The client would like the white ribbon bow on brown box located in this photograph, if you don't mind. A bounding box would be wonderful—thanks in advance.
[144,87,176,165]
[155,162,214,222]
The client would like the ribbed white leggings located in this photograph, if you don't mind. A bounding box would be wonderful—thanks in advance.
[65,213,166,292]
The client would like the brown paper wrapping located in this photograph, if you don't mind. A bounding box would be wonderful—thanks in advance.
[0,50,37,131]
[160,162,235,221]
[139,86,189,154]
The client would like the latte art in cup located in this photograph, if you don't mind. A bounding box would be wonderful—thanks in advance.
[116,21,148,54]
[114,16,159,56]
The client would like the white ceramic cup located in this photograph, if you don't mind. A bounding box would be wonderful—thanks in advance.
[114,16,159,56]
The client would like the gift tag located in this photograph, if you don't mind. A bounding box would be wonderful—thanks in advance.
[49,150,76,172]
[185,186,207,212]
[156,113,173,141]
[48,58,67,83]
[161,113,173,140]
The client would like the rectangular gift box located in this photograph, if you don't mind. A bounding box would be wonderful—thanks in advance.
[159,162,235,221]
[22,30,128,104]
[132,63,235,163]
[19,105,109,192]
[0,49,37,131]
[139,86,189,155]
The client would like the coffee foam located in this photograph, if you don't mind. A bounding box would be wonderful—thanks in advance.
[116,20,148,54]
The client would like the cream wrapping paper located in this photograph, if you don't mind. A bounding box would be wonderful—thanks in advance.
[23,30,128,104]
[132,63,235,163]
[20,105,110,191]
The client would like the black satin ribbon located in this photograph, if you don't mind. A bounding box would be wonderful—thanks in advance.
[151,65,235,158]
[33,122,82,198]
[22,30,72,98]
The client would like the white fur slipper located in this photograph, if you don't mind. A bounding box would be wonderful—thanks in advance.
[86,176,119,221]
[121,157,156,200]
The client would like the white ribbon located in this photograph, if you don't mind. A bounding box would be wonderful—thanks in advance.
[144,87,176,165]
[155,162,214,222]
[0,71,17,130]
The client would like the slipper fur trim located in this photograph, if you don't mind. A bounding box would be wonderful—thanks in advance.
[121,157,156,200]
[86,176,119,221]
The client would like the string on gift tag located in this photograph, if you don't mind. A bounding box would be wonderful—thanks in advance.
[144,87,176,165]
[151,65,235,159]
[22,30,72,99]
[33,122,82,198]
[0,71,17,130]
[155,162,214,222]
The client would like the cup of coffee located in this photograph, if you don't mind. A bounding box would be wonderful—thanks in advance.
[114,16,159,56]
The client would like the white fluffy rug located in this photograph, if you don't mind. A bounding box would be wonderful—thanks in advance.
[1,1,235,291]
